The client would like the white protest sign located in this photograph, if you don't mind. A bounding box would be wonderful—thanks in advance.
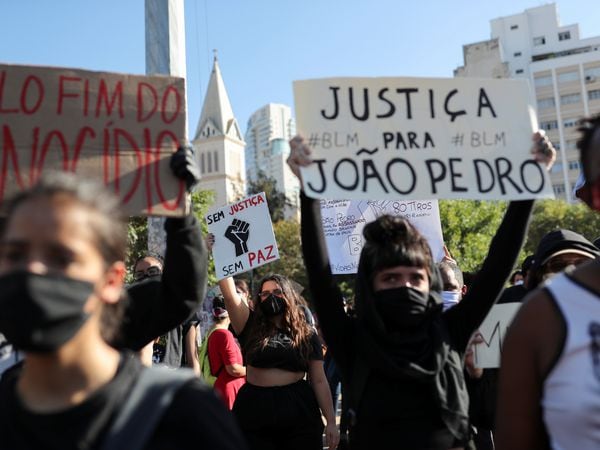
[473,302,521,369]
[321,199,444,274]
[294,77,554,201]
[206,192,280,280]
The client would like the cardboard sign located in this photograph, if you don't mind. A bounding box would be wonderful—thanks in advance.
[206,192,280,280]
[473,302,521,369]
[321,199,444,274]
[294,77,554,201]
[0,63,188,216]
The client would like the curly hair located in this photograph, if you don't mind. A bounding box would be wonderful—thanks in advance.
[360,214,433,285]
[578,114,600,184]
[244,273,314,365]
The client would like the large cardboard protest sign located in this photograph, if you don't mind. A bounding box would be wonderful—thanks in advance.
[473,302,521,369]
[206,192,280,280]
[321,199,444,274]
[294,77,554,201]
[0,63,188,216]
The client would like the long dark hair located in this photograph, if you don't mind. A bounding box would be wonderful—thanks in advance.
[244,274,314,365]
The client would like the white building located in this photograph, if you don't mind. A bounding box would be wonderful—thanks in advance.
[244,104,300,220]
[192,57,245,208]
[455,3,600,201]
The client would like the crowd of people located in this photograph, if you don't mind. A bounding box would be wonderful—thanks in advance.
[0,113,599,450]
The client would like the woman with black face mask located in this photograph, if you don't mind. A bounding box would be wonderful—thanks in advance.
[0,173,247,450]
[288,132,556,450]
[218,273,339,450]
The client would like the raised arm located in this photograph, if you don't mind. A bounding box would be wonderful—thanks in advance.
[218,276,250,335]
[443,131,556,350]
[290,137,354,371]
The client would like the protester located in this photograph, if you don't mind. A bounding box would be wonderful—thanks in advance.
[509,270,523,286]
[112,145,208,374]
[497,115,600,450]
[438,260,466,311]
[288,131,555,449]
[219,274,339,450]
[130,254,201,372]
[207,295,246,409]
[0,173,247,450]
[497,255,533,303]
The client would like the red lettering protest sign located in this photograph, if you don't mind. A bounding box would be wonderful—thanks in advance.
[0,63,188,216]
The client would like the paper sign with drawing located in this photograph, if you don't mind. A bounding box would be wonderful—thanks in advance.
[294,76,554,201]
[206,192,280,280]
[321,199,444,274]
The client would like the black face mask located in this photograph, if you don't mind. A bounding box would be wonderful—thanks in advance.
[0,271,95,353]
[374,287,431,332]
[259,294,287,317]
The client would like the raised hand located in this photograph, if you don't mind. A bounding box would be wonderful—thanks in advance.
[225,219,250,256]
[170,144,201,192]
[287,135,313,181]
[530,130,556,171]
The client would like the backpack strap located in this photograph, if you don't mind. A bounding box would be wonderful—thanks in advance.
[100,366,195,450]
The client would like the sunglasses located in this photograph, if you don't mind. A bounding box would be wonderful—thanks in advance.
[133,265,162,281]
[258,288,284,300]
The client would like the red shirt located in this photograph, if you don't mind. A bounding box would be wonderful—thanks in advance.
[207,328,245,409]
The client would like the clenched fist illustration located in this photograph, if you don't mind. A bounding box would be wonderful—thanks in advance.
[225,219,250,256]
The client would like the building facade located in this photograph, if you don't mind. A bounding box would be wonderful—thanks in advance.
[455,3,600,201]
[192,57,246,208]
[244,103,300,220]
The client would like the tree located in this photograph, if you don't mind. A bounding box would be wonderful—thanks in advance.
[247,170,292,222]
[126,189,216,284]
[524,199,600,256]
[438,200,508,273]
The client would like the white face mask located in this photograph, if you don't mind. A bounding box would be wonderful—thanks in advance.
[441,290,461,311]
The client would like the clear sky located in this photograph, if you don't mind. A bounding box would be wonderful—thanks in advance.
[1,1,598,138]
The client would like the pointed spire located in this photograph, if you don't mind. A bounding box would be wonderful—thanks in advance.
[194,53,242,141]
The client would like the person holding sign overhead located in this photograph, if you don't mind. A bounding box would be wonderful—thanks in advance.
[288,131,555,449]
[217,273,339,450]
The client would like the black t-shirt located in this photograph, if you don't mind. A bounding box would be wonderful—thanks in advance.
[0,353,248,450]
[237,312,323,372]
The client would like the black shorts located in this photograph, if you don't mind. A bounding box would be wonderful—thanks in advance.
[232,379,324,450]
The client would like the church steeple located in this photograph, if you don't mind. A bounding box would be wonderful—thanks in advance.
[194,54,242,142]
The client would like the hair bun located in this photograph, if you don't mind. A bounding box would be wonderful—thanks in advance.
[363,215,413,245]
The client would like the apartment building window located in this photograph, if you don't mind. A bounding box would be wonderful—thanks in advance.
[551,162,563,174]
[514,52,522,57]
[563,118,578,128]
[558,31,571,41]
[540,120,558,131]
[533,36,546,46]
[560,93,581,105]
[537,97,555,109]
[565,140,577,150]
[510,24,519,30]
[534,75,553,87]
[516,69,524,74]
[589,89,600,100]
[553,184,566,195]
[585,66,600,79]
[558,71,579,83]
[568,160,581,171]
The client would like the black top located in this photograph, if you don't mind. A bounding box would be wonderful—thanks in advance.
[115,214,207,353]
[300,192,533,449]
[0,353,247,450]
[237,311,323,373]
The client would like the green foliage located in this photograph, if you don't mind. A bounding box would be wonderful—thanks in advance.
[439,200,507,273]
[247,170,292,222]
[524,199,600,256]
[126,189,216,284]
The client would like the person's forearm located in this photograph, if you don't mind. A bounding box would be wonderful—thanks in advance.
[312,377,336,425]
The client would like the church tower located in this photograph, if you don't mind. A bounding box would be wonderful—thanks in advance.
[193,55,245,208]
